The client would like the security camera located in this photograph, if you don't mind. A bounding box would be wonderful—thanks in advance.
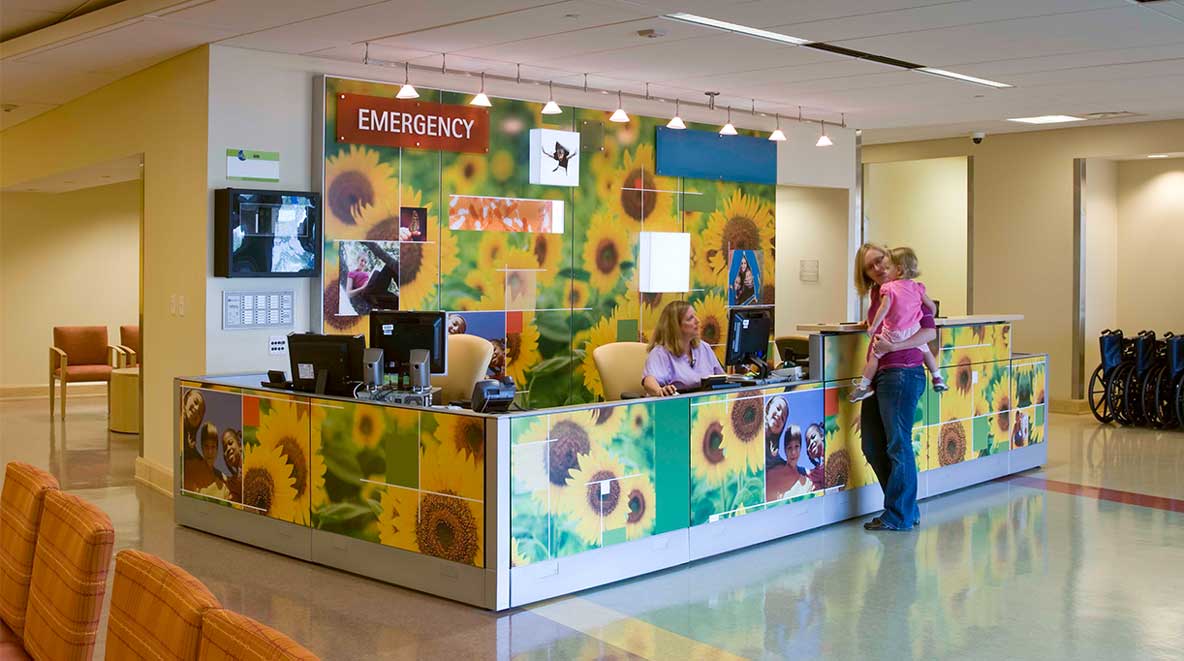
[971,131,985,144]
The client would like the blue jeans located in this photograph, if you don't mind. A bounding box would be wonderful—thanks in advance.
[860,367,925,529]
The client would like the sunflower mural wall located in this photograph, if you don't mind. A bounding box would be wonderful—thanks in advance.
[322,77,777,407]
[1010,356,1047,448]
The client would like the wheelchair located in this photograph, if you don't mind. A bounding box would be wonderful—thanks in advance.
[1088,329,1126,424]
[1092,329,1184,428]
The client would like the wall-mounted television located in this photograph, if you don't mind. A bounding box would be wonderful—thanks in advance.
[215,188,321,278]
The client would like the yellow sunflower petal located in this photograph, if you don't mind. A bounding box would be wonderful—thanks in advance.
[324,145,400,240]
[242,442,299,523]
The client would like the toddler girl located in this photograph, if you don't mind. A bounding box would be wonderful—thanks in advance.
[849,247,946,402]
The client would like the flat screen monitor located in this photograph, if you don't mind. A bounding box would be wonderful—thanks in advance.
[368,310,448,375]
[215,188,321,277]
[287,332,365,396]
[725,305,774,377]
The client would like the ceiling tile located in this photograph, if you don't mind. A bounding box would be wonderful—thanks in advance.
[14,17,238,74]
[0,61,113,104]
[160,0,381,32]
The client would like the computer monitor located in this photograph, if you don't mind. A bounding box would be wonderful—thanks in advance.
[287,332,365,396]
[368,310,448,378]
[725,305,774,378]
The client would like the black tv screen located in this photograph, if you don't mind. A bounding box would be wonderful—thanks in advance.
[215,188,321,277]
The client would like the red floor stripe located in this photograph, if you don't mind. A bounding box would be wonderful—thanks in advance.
[1000,475,1184,513]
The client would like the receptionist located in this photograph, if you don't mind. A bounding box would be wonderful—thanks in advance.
[641,300,724,396]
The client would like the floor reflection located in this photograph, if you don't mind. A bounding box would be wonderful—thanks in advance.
[1,396,1181,661]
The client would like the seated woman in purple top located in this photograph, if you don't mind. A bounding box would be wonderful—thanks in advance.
[642,300,725,397]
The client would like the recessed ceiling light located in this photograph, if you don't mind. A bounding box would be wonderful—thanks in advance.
[1148,154,1169,158]
[662,13,811,46]
[1006,115,1086,124]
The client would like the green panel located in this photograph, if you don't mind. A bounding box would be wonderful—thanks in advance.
[652,397,690,535]
[579,118,604,152]
[616,318,640,342]
[1036,405,1045,427]
[385,410,420,489]
[973,415,991,453]
[683,186,717,213]
[603,527,627,546]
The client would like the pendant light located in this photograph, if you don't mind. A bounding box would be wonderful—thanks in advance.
[719,106,738,135]
[816,120,833,147]
[541,81,562,115]
[470,71,492,107]
[396,62,419,99]
[609,90,629,123]
[768,113,787,141]
[666,98,686,129]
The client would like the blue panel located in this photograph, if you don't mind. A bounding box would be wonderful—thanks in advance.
[655,127,776,184]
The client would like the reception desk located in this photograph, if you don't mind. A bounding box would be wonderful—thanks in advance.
[174,314,1046,610]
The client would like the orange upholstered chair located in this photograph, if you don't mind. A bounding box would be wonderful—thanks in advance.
[49,326,116,418]
[23,490,114,661]
[105,550,220,661]
[117,324,140,368]
[198,609,319,660]
[0,463,60,642]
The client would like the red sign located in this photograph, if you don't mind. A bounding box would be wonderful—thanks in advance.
[335,93,489,153]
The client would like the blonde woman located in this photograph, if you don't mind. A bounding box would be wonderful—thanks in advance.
[852,243,936,531]
[641,300,724,397]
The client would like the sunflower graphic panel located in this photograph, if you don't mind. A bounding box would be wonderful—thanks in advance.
[823,386,877,491]
[416,411,486,567]
[687,180,776,302]
[180,385,244,507]
[510,408,646,563]
[310,399,418,544]
[1010,357,1047,448]
[688,394,746,525]
[243,394,312,525]
[821,333,872,383]
[971,361,1012,456]
[937,323,1011,369]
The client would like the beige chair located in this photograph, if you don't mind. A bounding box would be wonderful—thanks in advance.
[431,334,494,405]
[49,326,118,418]
[593,342,649,401]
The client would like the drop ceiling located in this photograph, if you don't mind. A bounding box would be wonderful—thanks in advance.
[2,0,1184,143]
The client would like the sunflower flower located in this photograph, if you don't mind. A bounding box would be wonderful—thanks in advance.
[728,395,765,473]
[530,233,565,285]
[624,475,657,540]
[567,281,591,310]
[256,399,311,524]
[938,420,968,467]
[476,232,511,273]
[608,144,674,226]
[690,401,734,486]
[324,145,400,239]
[421,442,484,502]
[510,537,530,567]
[582,211,633,294]
[580,312,621,400]
[352,405,386,449]
[694,292,729,364]
[378,485,419,553]
[701,189,775,287]
[505,313,541,387]
[242,442,299,522]
[398,240,439,310]
[430,414,486,466]
[442,153,489,194]
[559,444,630,546]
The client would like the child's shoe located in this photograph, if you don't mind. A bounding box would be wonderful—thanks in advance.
[849,385,875,403]
[932,376,949,392]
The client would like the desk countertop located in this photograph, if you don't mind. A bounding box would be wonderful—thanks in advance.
[797,314,1024,334]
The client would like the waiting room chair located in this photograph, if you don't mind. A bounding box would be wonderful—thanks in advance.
[593,342,649,401]
[49,326,116,418]
[431,333,494,405]
[116,324,140,368]
[198,608,319,660]
[0,463,60,643]
[105,549,221,661]
[23,490,114,661]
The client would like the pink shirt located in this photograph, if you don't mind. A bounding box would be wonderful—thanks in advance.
[867,284,936,370]
[875,279,926,335]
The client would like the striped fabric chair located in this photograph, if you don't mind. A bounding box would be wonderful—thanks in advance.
[198,609,319,660]
[105,550,221,661]
[23,490,114,661]
[0,462,60,641]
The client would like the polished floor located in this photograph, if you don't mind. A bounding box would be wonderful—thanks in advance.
[1,395,1182,660]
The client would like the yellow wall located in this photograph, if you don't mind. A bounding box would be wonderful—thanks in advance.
[1116,157,1184,333]
[0,181,141,386]
[1083,158,1118,374]
[775,185,851,335]
[863,156,969,316]
[0,47,209,474]
[863,120,1184,402]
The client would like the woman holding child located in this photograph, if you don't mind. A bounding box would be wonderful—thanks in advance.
[852,243,938,531]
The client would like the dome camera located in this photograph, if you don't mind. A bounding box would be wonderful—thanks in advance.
[971,131,986,145]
